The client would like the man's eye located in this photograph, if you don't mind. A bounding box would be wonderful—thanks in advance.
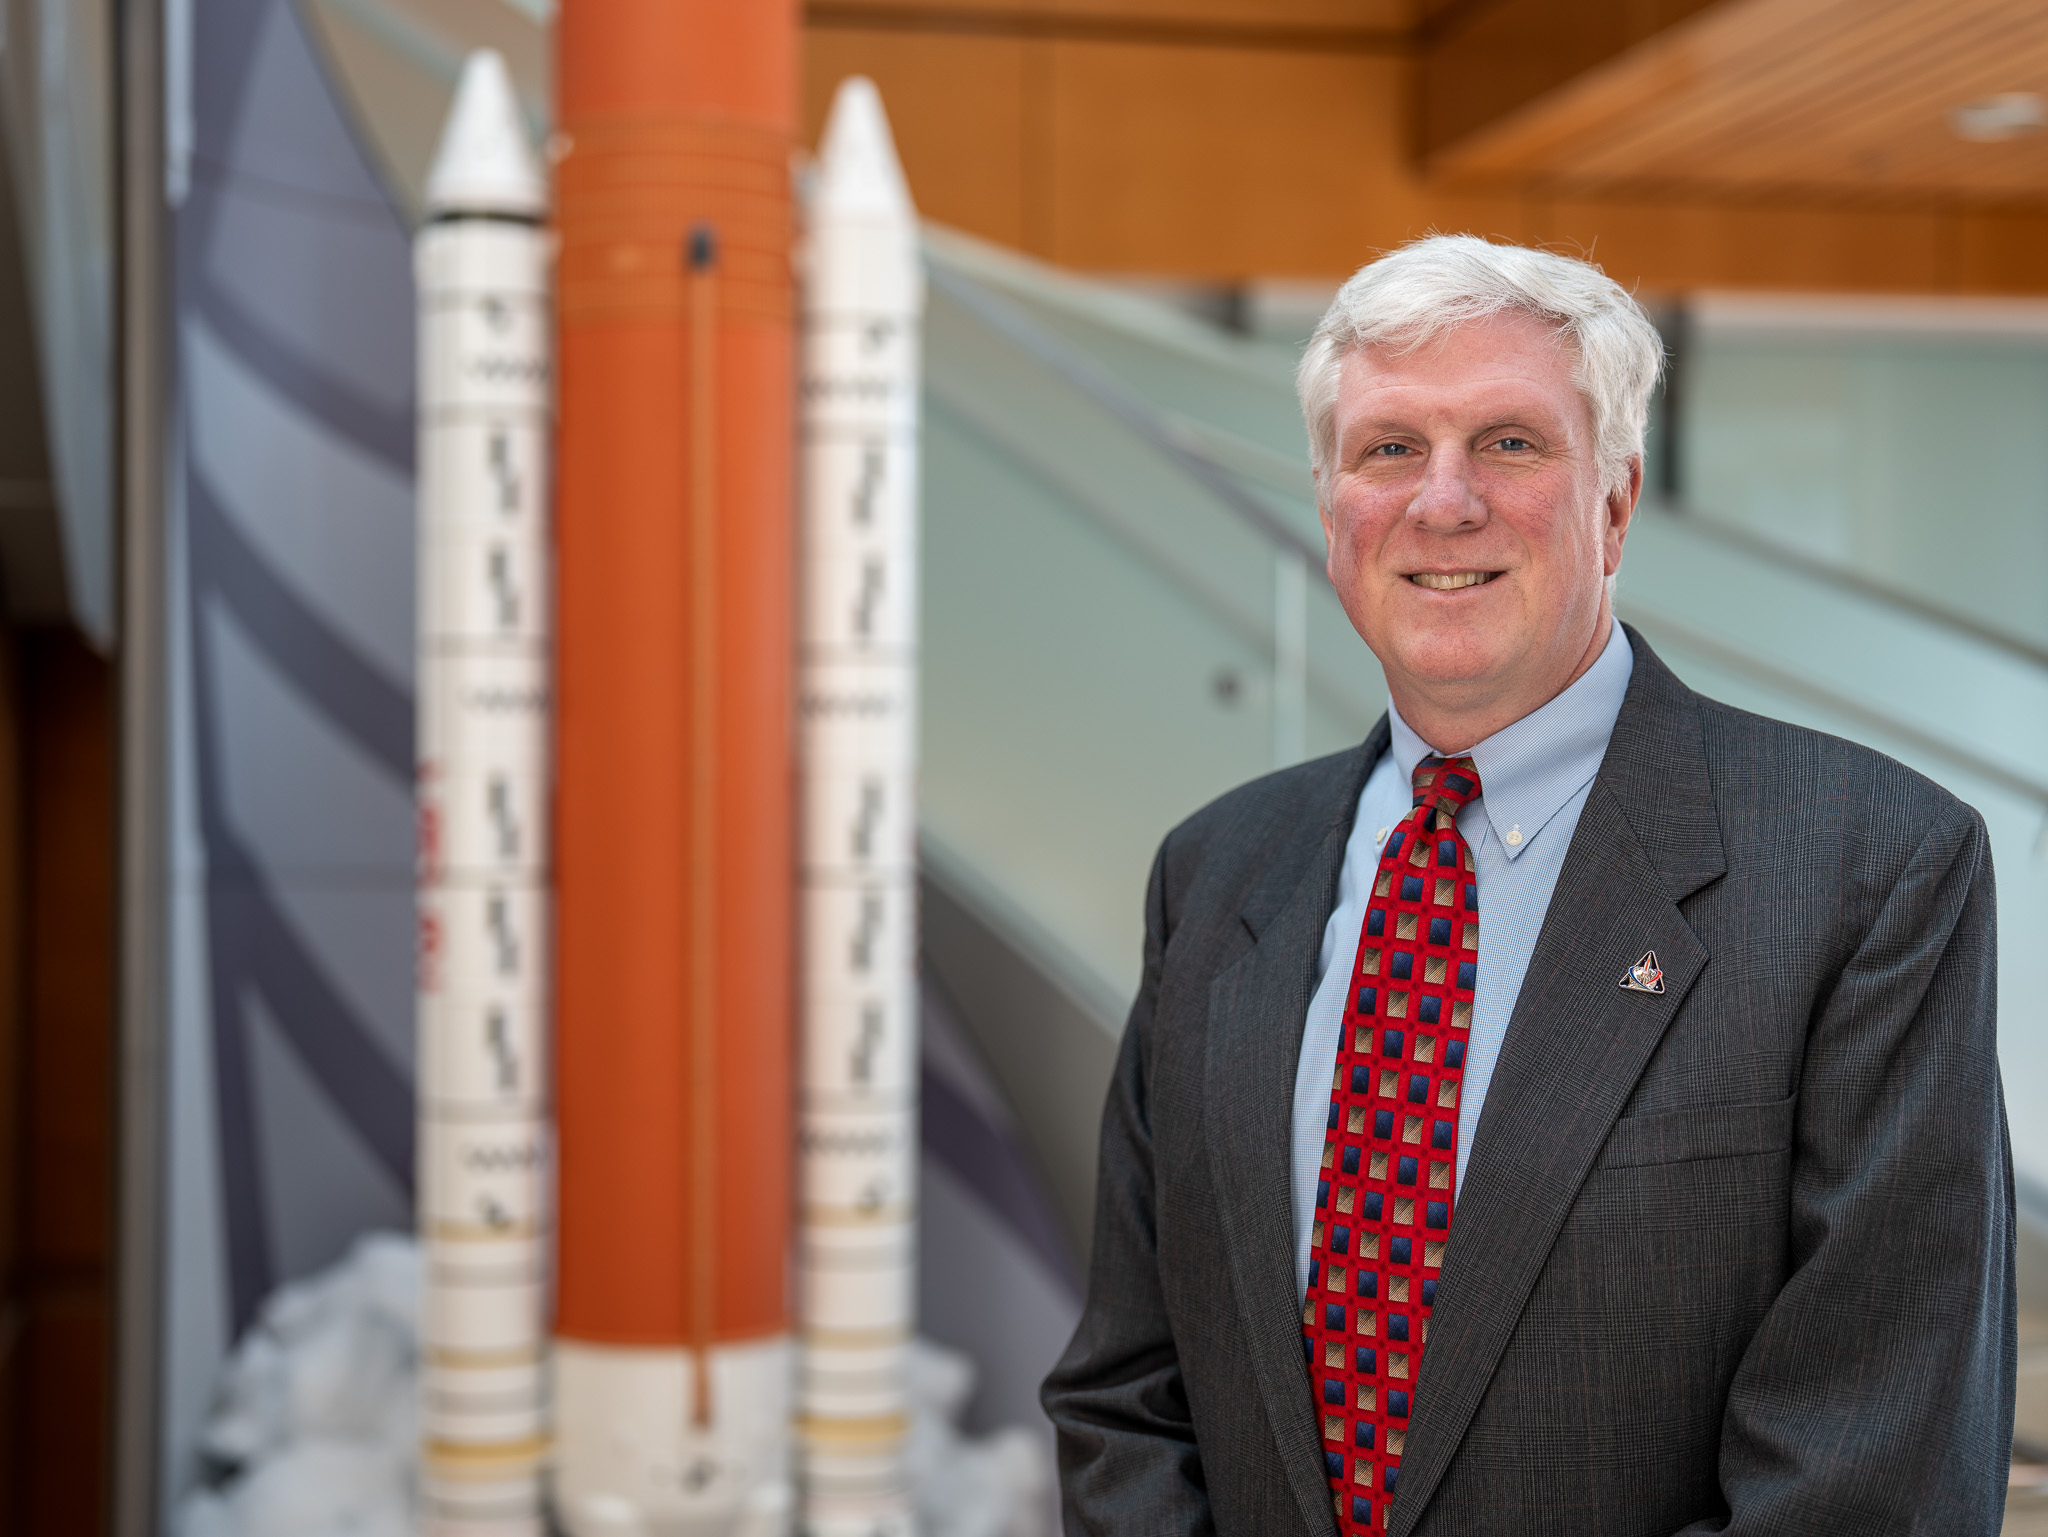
[1494,436,1532,452]
[1367,443,1412,457]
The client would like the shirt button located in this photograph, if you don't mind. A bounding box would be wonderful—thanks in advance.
[1376,827,1389,846]
[1505,826,1523,847]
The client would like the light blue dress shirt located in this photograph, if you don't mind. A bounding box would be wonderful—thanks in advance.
[1290,621,1635,1300]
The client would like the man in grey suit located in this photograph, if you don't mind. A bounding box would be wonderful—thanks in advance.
[1042,236,2014,1535]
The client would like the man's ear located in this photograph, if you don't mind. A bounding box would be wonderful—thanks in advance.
[1315,472,1341,582]
[1604,456,1643,572]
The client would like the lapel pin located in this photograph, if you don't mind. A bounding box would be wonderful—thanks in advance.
[1621,951,1665,995]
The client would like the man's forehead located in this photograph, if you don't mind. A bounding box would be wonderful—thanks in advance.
[1336,323,1586,423]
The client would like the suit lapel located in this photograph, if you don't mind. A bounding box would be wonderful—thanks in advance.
[1206,720,1387,1537]
[1387,635,1727,1537]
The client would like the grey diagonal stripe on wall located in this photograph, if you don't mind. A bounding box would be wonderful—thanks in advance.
[187,470,416,1328]
[191,272,413,478]
[921,1058,1082,1297]
[185,477,412,781]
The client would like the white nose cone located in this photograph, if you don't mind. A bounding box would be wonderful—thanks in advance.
[817,77,913,223]
[425,50,544,220]
[809,76,920,315]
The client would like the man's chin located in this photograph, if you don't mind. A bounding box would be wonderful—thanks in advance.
[1383,630,1514,697]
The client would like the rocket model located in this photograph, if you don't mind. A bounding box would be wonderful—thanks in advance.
[414,51,552,1537]
[796,79,925,1537]
[551,3,799,1534]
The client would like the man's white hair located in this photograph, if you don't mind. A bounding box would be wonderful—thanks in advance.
[1296,235,1665,499]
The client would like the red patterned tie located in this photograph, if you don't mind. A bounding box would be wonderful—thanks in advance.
[1302,754,1482,1535]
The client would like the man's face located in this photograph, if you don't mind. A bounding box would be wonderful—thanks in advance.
[1318,312,1638,742]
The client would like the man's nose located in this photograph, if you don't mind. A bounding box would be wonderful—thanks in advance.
[1406,446,1486,532]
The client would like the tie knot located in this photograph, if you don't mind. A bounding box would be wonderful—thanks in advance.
[1412,755,1482,815]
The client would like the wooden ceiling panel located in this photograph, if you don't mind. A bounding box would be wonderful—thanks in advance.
[1419,0,1725,154]
[1428,0,2048,203]
[1576,6,2048,186]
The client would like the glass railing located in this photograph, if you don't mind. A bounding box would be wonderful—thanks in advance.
[920,226,2048,1198]
[921,228,1381,1008]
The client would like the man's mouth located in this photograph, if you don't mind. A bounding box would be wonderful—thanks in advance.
[1406,571,1500,591]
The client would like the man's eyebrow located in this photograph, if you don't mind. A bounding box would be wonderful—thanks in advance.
[1339,412,1557,440]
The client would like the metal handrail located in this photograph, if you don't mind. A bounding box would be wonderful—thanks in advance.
[927,254,2048,818]
[1644,504,2048,674]
[927,262,1323,567]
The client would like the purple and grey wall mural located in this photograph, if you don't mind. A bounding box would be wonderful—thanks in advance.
[162,0,416,1504]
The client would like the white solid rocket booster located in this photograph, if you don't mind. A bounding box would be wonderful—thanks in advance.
[797,77,925,1537]
[415,50,552,1537]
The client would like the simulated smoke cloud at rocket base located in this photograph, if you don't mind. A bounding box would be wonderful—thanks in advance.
[414,49,553,1536]
[797,77,926,1537]
[173,1235,1051,1537]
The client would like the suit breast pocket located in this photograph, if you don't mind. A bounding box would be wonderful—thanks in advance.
[1594,1094,1796,1171]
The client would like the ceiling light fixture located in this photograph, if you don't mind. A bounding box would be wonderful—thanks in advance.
[1948,92,2047,142]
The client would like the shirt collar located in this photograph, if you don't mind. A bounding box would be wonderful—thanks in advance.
[1385,620,1635,862]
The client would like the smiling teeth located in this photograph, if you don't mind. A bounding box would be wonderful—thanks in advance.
[1411,571,1496,590]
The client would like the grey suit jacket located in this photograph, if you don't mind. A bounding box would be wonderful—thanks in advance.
[1042,631,2014,1536]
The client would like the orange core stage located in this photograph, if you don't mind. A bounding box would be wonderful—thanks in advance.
[553,0,797,1367]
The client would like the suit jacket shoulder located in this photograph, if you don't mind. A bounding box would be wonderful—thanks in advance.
[1692,688,1981,831]
[1686,687,1989,953]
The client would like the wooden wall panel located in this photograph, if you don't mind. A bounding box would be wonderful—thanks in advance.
[808,1,1413,34]
[1041,43,1556,273]
[0,629,18,1524]
[1044,44,1420,272]
[1957,207,2048,293]
[3,629,114,1536]
[1540,196,1954,295]
[805,30,1033,248]
[803,38,1538,276]
[15,1297,108,1535]
[805,22,2048,294]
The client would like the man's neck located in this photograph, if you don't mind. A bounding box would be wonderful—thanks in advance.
[1390,610,1614,754]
